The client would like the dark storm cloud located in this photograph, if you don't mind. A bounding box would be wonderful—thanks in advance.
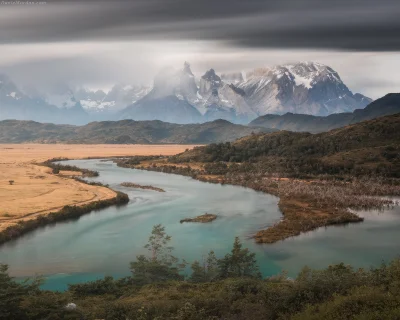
[1,0,400,51]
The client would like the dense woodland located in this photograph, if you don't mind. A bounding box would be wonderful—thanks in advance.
[171,114,400,178]
[3,224,400,320]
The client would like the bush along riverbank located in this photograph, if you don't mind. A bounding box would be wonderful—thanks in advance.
[41,158,99,177]
[113,157,400,244]
[120,182,165,192]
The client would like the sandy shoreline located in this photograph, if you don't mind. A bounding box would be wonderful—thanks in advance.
[0,144,196,232]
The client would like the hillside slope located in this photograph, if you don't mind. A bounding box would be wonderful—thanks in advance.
[0,119,272,144]
[249,93,400,133]
[173,114,400,177]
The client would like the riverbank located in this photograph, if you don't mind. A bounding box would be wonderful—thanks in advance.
[114,157,400,243]
[0,144,195,236]
[0,190,129,246]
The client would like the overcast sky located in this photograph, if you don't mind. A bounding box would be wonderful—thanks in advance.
[1,0,400,98]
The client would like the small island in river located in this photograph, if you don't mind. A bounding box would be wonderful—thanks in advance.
[180,213,217,224]
[120,182,165,192]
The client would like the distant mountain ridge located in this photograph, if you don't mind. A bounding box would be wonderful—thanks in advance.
[120,61,371,124]
[0,75,89,125]
[0,119,273,144]
[249,93,400,133]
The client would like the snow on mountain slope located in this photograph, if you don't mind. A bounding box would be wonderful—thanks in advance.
[238,62,372,116]
[123,63,256,123]
[45,91,78,109]
[76,85,151,114]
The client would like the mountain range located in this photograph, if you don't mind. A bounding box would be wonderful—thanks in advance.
[0,61,372,125]
[249,93,400,133]
[0,92,398,145]
[119,61,371,124]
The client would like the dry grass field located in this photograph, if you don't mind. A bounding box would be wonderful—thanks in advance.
[0,144,194,232]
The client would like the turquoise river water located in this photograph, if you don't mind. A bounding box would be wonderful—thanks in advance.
[0,159,399,291]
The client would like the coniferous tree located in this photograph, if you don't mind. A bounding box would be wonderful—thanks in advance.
[0,264,42,320]
[130,225,185,285]
[218,237,261,279]
[205,250,219,281]
[189,261,206,283]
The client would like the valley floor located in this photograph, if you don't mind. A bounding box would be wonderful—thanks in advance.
[0,144,195,233]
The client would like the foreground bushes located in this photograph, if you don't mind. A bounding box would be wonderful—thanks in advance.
[4,255,400,319]
[3,225,400,319]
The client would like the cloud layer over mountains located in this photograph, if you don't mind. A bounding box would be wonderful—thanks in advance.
[0,0,399,99]
[1,0,400,51]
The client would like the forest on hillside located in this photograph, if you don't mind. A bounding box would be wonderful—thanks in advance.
[171,114,400,178]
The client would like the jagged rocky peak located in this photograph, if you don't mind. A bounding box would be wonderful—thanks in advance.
[151,62,197,100]
[183,61,194,76]
[199,69,222,95]
[221,72,244,84]
[179,61,198,100]
[202,68,220,82]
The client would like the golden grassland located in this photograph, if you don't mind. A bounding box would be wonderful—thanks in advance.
[0,144,196,232]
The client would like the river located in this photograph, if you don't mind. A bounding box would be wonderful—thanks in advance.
[0,159,399,291]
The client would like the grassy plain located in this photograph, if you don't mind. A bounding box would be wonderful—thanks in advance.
[0,144,195,232]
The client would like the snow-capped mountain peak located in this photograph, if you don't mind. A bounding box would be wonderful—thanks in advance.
[238,62,371,116]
